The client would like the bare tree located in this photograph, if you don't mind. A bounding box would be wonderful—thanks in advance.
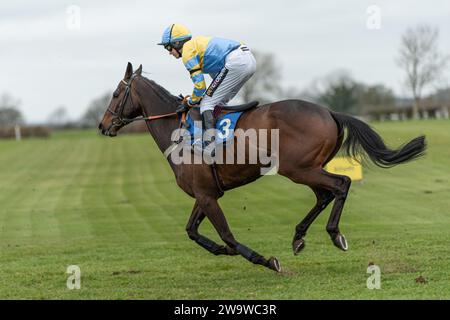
[239,51,283,104]
[81,92,111,128]
[397,25,448,119]
[0,93,23,126]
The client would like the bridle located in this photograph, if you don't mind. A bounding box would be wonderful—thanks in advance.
[106,73,139,127]
[106,73,179,129]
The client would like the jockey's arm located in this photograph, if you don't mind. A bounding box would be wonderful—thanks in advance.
[187,69,206,106]
[182,51,206,106]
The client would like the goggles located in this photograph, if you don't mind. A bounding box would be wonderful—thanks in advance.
[164,44,173,52]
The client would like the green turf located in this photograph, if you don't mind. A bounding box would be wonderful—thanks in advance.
[0,120,449,299]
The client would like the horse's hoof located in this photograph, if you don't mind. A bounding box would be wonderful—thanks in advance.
[267,257,282,273]
[292,239,306,255]
[332,233,348,251]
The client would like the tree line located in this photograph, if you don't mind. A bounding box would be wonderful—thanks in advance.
[1,24,448,128]
[243,24,448,117]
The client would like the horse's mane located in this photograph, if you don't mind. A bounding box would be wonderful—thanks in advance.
[139,76,179,106]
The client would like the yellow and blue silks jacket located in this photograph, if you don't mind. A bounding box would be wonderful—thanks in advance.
[182,36,241,105]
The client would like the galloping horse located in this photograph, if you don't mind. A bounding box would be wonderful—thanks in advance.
[99,62,426,272]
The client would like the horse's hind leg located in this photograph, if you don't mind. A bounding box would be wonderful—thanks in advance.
[323,172,351,251]
[186,201,238,256]
[286,168,351,252]
[292,187,334,255]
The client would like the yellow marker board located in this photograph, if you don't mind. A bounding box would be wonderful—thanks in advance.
[325,157,363,181]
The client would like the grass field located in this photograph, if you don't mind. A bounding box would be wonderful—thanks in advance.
[0,120,449,299]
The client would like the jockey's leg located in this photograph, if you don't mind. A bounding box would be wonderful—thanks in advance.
[201,45,256,111]
[199,46,256,157]
[201,109,216,157]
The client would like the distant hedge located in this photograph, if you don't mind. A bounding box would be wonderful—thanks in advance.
[0,126,51,139]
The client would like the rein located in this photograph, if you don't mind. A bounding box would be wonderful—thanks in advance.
[145,112,178,121]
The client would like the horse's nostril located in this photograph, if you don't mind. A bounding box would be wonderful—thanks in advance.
[98,123,103,130]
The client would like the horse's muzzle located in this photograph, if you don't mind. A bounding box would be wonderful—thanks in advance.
[98,122,117,137]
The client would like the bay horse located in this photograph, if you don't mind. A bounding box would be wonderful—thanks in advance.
[99,62,426,272]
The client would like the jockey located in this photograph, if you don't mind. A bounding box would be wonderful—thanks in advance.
[157,23,256,156]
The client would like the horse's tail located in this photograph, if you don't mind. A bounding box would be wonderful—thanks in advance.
[330,111,426,168]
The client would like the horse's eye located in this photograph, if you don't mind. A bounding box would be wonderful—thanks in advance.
[113,88,121,98]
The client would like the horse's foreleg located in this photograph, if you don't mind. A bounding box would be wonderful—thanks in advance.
[292,187,335,255]
[186,201,238,256]
[197,196,281,272]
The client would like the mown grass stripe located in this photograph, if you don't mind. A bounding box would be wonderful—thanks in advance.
[0,120,449,299]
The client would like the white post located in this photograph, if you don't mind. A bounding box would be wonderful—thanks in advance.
[443,107,449,119]
[14,124,21,141]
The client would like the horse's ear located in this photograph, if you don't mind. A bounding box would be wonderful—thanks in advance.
[135,64,142,76]
[124,62,133,80]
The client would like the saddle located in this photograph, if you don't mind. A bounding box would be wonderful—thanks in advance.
[176,101,259,197]
[186,101,259,122]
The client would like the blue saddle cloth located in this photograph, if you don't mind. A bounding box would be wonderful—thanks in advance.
[184,112,243,145]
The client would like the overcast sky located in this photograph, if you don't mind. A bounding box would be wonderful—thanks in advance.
[1,0,449,123]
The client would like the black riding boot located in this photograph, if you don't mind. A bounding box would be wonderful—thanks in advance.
[201,110,216,158]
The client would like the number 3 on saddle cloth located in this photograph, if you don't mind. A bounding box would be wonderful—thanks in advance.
[183,111,243,147]
[176,101,259,148]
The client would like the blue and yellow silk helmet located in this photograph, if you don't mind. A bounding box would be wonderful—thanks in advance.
[157,23,192,50]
